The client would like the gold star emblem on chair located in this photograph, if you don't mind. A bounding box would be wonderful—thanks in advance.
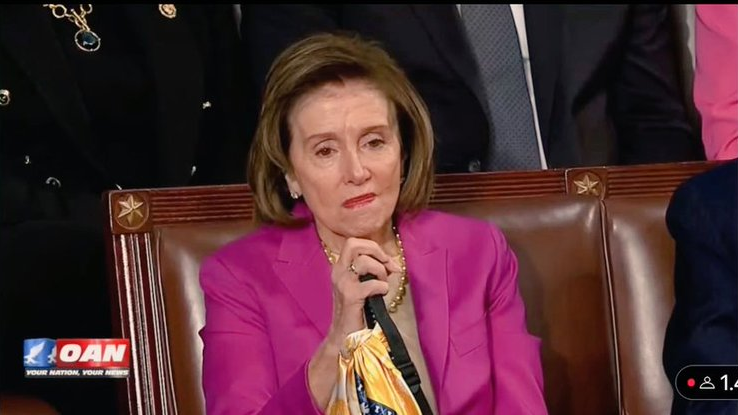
[573,174,602,196]
[116,194,147,229]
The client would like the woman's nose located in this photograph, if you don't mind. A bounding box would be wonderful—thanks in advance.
[343,150,370,184]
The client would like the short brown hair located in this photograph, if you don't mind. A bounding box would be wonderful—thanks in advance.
[248,32,435,226]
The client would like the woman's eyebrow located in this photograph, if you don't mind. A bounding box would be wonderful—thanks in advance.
[304,132,336,144]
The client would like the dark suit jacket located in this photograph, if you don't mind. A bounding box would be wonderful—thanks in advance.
[241,4,704,173]
[0,5,257,413]
[0,4,256,225]
[663,159,738,415]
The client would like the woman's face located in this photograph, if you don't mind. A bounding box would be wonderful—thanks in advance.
[286,78,402,245]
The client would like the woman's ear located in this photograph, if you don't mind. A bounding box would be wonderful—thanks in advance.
[285,173,302,199]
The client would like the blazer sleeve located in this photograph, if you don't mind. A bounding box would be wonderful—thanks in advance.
[484,224,548,414]
[611,5,703,164]
[663,176,738,415]
[694,5,738,161]
[199,256,323,415]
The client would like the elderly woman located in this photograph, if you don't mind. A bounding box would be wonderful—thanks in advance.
[199,33,546,414]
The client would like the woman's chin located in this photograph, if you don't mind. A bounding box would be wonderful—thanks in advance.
[336,217,391,240]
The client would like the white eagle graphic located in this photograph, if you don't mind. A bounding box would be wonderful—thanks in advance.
[24,342,46,365]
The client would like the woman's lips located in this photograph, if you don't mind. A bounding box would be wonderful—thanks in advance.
[342,193,376,209]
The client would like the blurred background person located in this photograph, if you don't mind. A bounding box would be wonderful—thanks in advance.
[663,8,738,413]
[693,4,737,161]
[0,4,255,414]
[241,4,704,174]
[663,159,738,415]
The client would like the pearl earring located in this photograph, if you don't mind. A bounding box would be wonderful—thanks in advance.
[290,191,299,199]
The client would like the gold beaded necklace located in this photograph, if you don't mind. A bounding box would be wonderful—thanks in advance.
[320,225,409,313]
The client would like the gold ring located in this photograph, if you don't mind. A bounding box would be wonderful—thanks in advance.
[349,263,358,274]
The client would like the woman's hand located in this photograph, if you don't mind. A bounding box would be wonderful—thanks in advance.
[326,237,402,345]
[307,237,402,410]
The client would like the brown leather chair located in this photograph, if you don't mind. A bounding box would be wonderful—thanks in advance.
[104,161,717,415]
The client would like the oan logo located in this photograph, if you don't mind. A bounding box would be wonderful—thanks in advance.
[23,338,130,378]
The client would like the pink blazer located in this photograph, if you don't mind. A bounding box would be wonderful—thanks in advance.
[694,5,738,160]
[199,206,547,414]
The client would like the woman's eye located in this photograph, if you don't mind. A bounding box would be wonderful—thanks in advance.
[315,147,334,157]
[366,138,385,148]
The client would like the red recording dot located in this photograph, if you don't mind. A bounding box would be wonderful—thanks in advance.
[687,378,696,388]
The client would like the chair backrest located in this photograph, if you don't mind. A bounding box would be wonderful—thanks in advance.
[104,161,716,415]
[604,197,678,415]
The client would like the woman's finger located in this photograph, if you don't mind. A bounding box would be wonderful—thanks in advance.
[337,238,392,268]
[346,254,389,281]
[358,279,389,298]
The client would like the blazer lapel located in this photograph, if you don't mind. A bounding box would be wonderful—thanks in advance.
[0,5,106,177]
[273,219,334,338]
[524,4,563,152]
[124,5,202,186]
[410,5,488,119]
[398,214,450,398]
